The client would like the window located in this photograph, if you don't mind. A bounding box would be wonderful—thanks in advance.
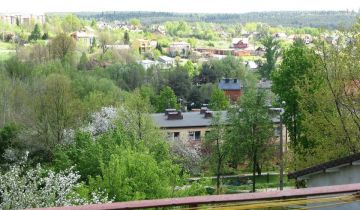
[167,132,180,141]
[189,131,201,141]
[274,127,281,137]
[174,132,180,140]
[167,132,174,140]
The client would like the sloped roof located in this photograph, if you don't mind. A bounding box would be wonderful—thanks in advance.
[288,153,360,179]
[232,38,249,45]
[158,56,174,63]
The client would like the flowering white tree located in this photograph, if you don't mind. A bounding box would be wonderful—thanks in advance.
[0,155,110,209]
[169,140,202,174]
[62,106,118,144]
[82,106,117,137]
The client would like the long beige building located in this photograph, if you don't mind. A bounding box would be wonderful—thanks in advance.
[151,110,226,143]
[0,13,46,25]
[151,109,288,152]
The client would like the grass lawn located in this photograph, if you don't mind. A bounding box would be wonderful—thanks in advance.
[220,174,295,194]
[0,41,16,50]
[0,51,15,61]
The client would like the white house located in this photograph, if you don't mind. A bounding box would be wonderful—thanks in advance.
[139,59,157,70]
[158,55,175,67]
[169,42,191,57]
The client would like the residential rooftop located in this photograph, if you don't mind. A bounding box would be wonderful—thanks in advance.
[151,110,281,129]
[288,153,360,180]
[218,78,243,90]
[151,111,227,128]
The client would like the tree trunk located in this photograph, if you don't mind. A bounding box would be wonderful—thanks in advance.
[216,138,222,194]
[256,162,262,175]
[216,161,221,194]
[252,152,256,192]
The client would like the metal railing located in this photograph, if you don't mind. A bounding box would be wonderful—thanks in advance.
[32,183,360,210]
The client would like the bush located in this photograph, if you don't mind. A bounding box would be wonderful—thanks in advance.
[0,155,110,209]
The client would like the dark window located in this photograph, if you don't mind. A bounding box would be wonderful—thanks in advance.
[174,132,180,140]
[195,131,201,140]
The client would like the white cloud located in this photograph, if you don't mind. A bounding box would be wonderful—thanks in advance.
[1,0,360,14]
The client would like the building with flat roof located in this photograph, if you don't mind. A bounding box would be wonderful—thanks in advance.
[151,109,287,148]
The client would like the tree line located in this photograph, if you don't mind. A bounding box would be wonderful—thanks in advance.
[74,11,359,29]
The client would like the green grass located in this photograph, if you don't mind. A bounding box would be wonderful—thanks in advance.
[0,51,15,61]
[241,55,263,61]
[217,174,295,194]
[0,41,16,50]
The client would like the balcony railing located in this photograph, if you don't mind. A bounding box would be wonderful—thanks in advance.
[33,183,360,210]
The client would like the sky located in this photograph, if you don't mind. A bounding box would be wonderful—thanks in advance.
[1,0,360,14]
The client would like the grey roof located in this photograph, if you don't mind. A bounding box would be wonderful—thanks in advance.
[158,56,174,63]
[151,110,280,128]
[288,153,360,179]
[151,111,227,128]
[218,79,242,90]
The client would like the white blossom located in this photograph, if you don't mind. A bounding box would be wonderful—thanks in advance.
[0,155,111,209]
[82,106,117,137]
[169,140,202,174]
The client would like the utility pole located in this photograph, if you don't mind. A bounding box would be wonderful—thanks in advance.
[279,101,285,190]
[279,111,284,190]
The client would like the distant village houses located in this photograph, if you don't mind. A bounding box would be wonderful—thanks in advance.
[70,27,96,46]
[231,38,249,49]
[169,42,191,57]
[136,39,157,54]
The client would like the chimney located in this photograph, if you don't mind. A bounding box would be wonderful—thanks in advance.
[167,111,183,120]
[165,108,176,116]
[204,111,213,118]
[200,107,208,114]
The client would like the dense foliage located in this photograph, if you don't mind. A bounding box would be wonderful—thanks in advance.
[76,11,359,29]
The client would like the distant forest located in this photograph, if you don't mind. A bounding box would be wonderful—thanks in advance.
[73,11,360,29]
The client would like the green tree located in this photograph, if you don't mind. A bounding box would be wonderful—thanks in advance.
[0,123,19,163]
[155,43,163,53]
[155,86,179,112]
[29,24,42,41]
[33,74,78,158]
[168,68,192,99]
[50,33,76,63]
[205,113,227,194]
[183,60,197,78]
[200,56,245,83]
[123,31,130,44]
[187,86,203,109]
[88,148,177,201]
[62,14,81,32]
[272,40,319,151]
[260,35,280,79]
[129,18,141,27]
[78,52,88,70]
[209,89,229,111]
[98,31,113,54]
[90,37,97,53]
[42,32,49,40]
[290,28,360,169]
[227,89,275,192]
